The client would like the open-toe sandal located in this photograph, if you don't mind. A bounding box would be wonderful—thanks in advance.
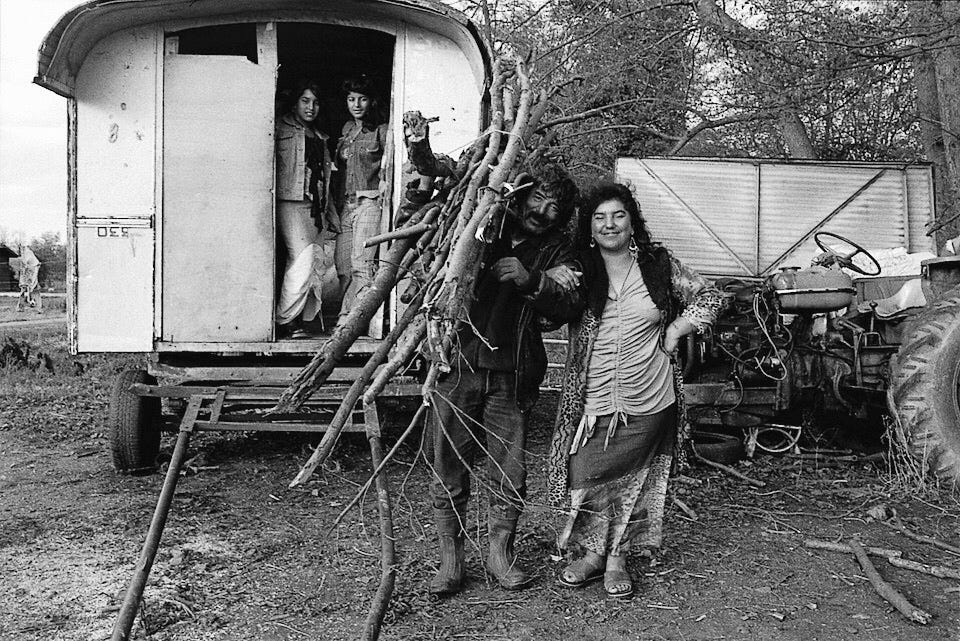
[603,569,634,599]
[558,558,605,588]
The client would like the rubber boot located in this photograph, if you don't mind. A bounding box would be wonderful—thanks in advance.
[429,508,465,596]
[485,516,532,590]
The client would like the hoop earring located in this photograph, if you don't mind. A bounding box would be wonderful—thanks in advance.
[590,237,597,248]
[628,237,639,257]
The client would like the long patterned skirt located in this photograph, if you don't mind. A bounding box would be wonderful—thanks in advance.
[558,404,676,556]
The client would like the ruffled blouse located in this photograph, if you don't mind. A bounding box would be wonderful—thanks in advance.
[572,265,674,453]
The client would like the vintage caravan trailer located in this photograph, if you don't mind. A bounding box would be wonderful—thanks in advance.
[35,0,491,468]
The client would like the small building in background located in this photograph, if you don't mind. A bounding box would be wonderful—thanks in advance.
[0,244,20,293]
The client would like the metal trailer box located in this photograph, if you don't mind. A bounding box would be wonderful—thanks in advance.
[35,0,491,364]
[616,157,936,280]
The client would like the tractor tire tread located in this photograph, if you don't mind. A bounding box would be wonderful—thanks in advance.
[890,287,960,487]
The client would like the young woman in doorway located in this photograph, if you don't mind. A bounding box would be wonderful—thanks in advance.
[275,80,338,338]
[334,76,388,322]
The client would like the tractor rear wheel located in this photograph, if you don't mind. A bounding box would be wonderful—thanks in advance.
[109,369,161,474]
[890,288,960,488]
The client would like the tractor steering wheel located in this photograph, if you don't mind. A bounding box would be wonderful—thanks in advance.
[813,231,882,276]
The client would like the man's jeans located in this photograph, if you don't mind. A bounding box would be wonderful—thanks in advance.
[429,368,529,521]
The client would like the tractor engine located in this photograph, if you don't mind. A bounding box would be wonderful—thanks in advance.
[686,264,898,434]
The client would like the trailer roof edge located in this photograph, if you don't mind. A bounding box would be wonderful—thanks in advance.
[35,0,492,98]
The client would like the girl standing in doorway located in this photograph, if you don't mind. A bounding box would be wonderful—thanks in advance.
[275,80,338,338]
[334,76,388,322]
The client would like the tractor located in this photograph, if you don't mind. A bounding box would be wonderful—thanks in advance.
[680,230,960,487]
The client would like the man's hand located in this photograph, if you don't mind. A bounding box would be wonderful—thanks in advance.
[492,257,534,290]
[402,111,430,144]
[544,265,582,293]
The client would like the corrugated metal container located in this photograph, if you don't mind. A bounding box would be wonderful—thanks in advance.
[615,158,936,279]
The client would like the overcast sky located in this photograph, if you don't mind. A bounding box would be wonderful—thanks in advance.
[0,1,77,243]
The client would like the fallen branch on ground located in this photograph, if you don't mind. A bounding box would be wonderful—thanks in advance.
[887,555,960,580]
[806,538,960,579]
[885,518,960,557]
[870,504,960,556]
[693,450,766,487]
[803,538,902,558]
[847,538,932,624]
[671,496,698,520]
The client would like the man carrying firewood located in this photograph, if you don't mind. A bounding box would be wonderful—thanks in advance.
[403,112,585,595]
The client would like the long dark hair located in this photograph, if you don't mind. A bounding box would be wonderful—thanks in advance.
[286,79,322,126]
[577,182,676,318]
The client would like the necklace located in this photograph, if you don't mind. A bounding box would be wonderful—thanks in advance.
[607,259,634,301]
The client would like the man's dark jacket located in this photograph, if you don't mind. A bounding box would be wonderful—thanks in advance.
[458,226,585,411]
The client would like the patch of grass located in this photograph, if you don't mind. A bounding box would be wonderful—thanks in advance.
[0,294,66,322]
[0,325,142,443]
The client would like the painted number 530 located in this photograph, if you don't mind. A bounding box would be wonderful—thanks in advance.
[96,226,130,238]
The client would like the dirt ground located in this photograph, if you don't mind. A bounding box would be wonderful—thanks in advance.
[1,322,958,641]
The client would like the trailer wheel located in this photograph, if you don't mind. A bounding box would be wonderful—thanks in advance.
[109,369,161,474]
[890,288,960,488]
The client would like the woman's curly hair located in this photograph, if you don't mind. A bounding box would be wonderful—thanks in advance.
[576,182,677,318]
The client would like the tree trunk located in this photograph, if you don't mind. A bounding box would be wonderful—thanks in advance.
[779,111,817,160]
[909,0,960,247]
[932,1,960,245]
[693,0,817,160]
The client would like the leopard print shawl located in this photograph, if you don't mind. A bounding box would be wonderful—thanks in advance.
[546,256,727,507]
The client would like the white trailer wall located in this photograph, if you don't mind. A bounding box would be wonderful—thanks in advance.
[74,27,157,351]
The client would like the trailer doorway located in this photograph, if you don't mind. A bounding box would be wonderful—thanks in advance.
[276,23,395,334]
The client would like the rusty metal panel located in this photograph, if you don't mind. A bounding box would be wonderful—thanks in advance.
[615,158,936,279]
[616,158,760,277]
[758,164,909,273]
[906,166,936,253]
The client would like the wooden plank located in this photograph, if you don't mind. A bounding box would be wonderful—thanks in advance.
[67,97,78,355]
[148,365,376,383]
[179,396,204,432]
[363,399,382,438]
[129,381,422,400]
[207,390,226,423]
[153,337,384,353]
[195,421,366,433]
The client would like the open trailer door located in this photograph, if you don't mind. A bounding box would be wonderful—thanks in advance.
[160,27,276,343]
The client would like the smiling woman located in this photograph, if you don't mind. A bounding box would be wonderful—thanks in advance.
[549,181,726,600]
[334,75,389,325]
[274,80,337,339]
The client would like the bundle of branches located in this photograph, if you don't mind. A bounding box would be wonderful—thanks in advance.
[271,56,553,486]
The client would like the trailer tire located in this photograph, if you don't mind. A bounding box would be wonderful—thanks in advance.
[692,430,744,465]
[110,369,161,474]
[890,289,960,488]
